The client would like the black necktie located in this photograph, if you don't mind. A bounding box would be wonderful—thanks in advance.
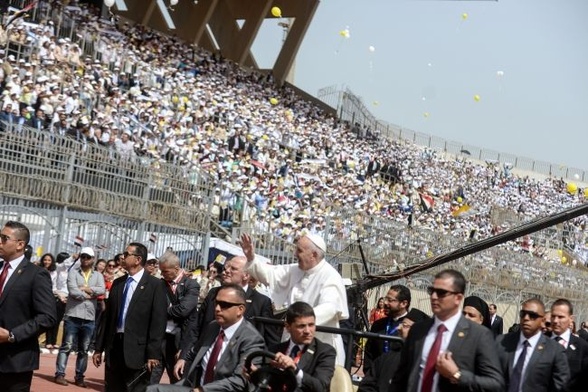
[290,345,300,359]
[508,340,529,392]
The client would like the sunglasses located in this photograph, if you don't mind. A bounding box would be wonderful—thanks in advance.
[519,310,543,320]
[427,286,460,298]
[215,300,245,310]
[0,234,22,243]
[123,251,140,259]
[107,264,116,267]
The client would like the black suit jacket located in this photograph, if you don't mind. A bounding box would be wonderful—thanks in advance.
[490,315,504,337]
[551,333,588,392]
[270,338,336,392]
[165,274,199,349]
[96,270,168,369]
[390,315,504,392]
[0,258,56,373]
[496,332,570,392]
[358,350,401,392]
[183,319,265,391]
[577,329,588,342]
[185,286,280,350]
[364,315,404,373]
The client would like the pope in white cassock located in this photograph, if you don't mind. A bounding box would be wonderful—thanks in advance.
[240,233,349,365]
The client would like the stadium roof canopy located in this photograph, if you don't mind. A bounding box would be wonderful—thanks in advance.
[113,0,319,85]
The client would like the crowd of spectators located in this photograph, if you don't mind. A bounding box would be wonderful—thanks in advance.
[1,1,586,273]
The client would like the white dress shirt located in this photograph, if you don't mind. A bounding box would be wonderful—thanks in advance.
[418,311,462,392]
[117,269,145,333]
[200,317,244,386]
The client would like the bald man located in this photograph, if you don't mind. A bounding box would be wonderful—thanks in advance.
[240,233,349,365]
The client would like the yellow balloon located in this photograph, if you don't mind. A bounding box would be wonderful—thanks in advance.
[339,29,350,39]
[172,96,179,104]
[423,112,430,118]
[562,256,567,264]
[474,94,481,102]
[567,182,578,194]
[269,97,278,105]
[271,6,282,17]
[372,101,379,106]
[457,196,463,203]
[557,249,563,256]
[462,13,468,20]
[584,188,588,198]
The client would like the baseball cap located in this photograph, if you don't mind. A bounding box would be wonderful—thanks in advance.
[80,247,95,257]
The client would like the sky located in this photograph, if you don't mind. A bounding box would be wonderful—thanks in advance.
[251,0,588,172]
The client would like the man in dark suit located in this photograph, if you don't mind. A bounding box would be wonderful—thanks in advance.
[578,321,588,342]
[0,221,57,392]
[495,298,570,392]
[489,303,504,337]
[227,128,246,155]
[151,251,200,384]
[259,301,336,391]
[359,308,430,392]
[183,256,279,351]
[549,298,588,392]
[160,283,265,391]
[390,269,504,392]
[92,242,168,392]
[364,284,411,373]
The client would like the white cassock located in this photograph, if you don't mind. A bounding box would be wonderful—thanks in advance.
[247,258,349,365]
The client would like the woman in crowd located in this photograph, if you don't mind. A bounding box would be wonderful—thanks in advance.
[369,297,387,325]
[40,253,60,352]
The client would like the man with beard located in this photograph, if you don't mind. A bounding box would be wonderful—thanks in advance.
[363,285,411,373]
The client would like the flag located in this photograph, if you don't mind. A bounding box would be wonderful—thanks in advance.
[419,193,434,212]
[149,233,157,243]
[96,244,108,250]
[452,204,471,217]
[74,235,84,247]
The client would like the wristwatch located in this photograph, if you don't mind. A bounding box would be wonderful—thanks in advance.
[452,370,461,382]
[7,331,15,343]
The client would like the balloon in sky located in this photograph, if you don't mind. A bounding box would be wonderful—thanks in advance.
[372,101,379,106]
[566,182,578,194]
[423,112,430,118]
[339,27,350,39]
[104,0,115,7]
[271,6,282,18]
[473,94,481,102]
[269,97,278,105]
[573,173,580,180]
[461,13,468,21]
[496,70,504,77]
[368,45,375,52]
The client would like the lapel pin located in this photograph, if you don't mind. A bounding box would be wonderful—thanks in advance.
[246,299,252,303]
[570,344,576,351]
[307,349,315,354]
[457,332,465,338]
[17,269,22,274]
[140,286,145,290]
[538,345,544,351]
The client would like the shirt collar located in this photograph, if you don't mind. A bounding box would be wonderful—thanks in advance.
[552,329,571,345]
[519,330,543,348]
[129,268,145,283]
[3,255,25,268]
[222,317,244,341]
[433,310,462,335]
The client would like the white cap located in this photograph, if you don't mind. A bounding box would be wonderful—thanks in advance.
[305,233,326,253]
[147,253,157,261]
[80,247,95,257]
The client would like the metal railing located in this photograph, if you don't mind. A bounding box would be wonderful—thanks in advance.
[318,86,586,182]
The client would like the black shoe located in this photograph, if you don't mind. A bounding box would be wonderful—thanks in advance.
[75,379,87,388]
[54,375,68,386]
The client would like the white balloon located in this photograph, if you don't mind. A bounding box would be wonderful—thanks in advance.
[496,70,504,77]
[368,45,375,52]
[170,0,179,5]
[104,0,115,7]
[574,173,580,180]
